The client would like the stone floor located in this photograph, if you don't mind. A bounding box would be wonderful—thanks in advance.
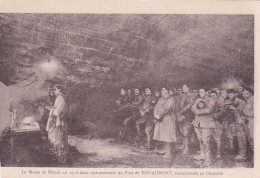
[0,134,253,168]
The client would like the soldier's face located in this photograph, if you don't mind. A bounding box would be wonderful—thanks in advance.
[161,88,169,98]
[183,85,189,93]
[145,88,151,95]
[238,86,243,93]
[242,90,251,99]
[199,89,206,98]
[228,93,235,99]
[49,90,54,96]
[120,89,126,95]
[54,87,60,96]
[210,93,217,100]
[220,90,227,99]
[134,89,140,95]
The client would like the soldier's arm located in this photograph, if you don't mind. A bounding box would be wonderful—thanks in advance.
[180,95,196,114]
[197,107,212,115]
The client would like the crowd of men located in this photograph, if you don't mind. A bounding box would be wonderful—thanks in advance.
[113,84,254,167]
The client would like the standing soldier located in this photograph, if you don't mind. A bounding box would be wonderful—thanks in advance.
[223,89,247,161]
[242,87,254,154]
[113,88,132,121]
[176,84,197,155]
[120,88,144,141]
[115,88,128,106]
[136,88,157,149]
[154,89,161,100]
[210,90,224,159]
[127,89,134,103]
[153,87,177,159]
[191,88,215,167]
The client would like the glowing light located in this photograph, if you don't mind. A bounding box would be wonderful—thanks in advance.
[39,60,59,75]
[221,77,242,90]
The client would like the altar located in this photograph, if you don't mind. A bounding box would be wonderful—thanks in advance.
[1,117,43,166]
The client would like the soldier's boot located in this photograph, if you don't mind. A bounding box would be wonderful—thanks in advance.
[236,126,247,161]
[182,136,189,155]
[203,141,212,167]
[155,147,166,155]
[146,135,152,150]
[194,142,205,160]
[163,143,173,159]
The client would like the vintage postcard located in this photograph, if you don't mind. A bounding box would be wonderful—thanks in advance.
[0,0,259,178]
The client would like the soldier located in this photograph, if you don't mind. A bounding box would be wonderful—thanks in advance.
[213,88,220,95]
[136,88,157,149]
[176,84,197,155]
[177,88,182,95]
[223,89,247,161]
[191,88,215,167]
[113,88,132,121]
[242,87,254,152]
[210,90,224,159]
[193,89,199,97]
[153,87,177,159]
[154,89,161,100]
[236,85,246,101]
[127,89,134,103]
[115,88,128,106]
[120,88,144,141]
[173,88,178,96]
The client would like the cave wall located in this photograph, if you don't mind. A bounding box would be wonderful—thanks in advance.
[0,14,254,89]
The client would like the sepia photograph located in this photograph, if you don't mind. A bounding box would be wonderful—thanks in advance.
[0,13,254,169]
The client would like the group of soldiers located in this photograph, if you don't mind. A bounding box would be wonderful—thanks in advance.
[113,84,254,167]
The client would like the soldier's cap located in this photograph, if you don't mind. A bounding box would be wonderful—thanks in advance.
[226,89,235,94]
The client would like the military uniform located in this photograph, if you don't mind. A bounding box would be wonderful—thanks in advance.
[212,95,225,159]
[136,95,157,148]
[120,94,144,140]
[113,94,133,121]
[191,96,215,167]
[223,97,247,160]
[176,92,196,155]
